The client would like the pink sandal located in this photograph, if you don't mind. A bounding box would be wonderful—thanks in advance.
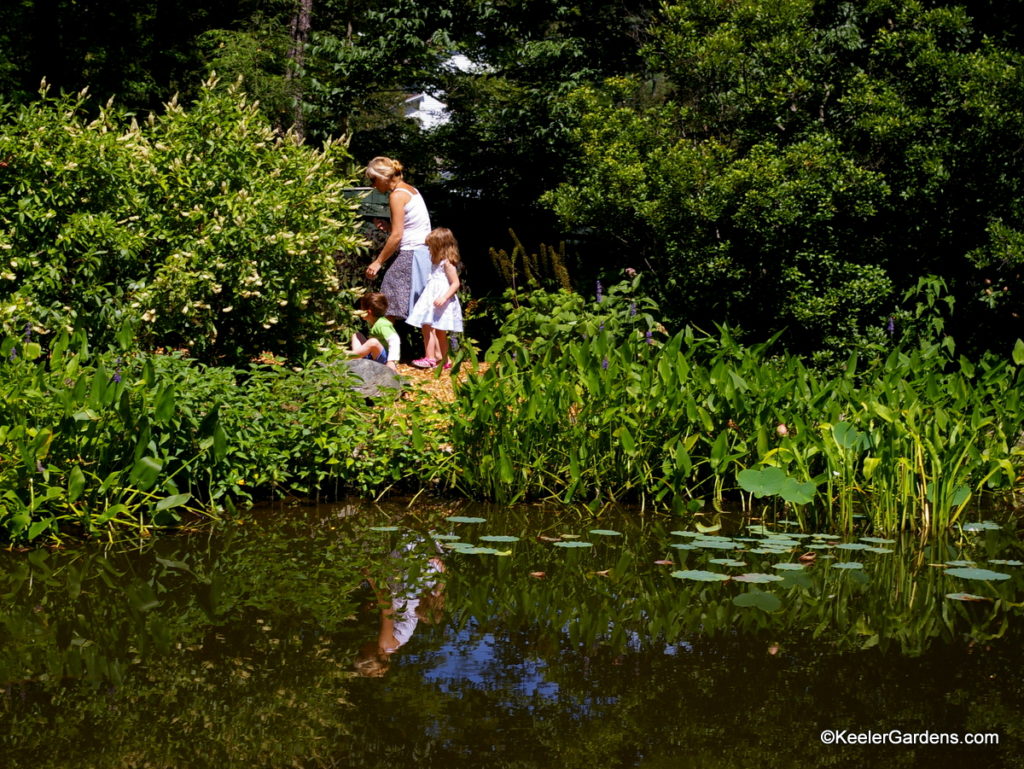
[411,357,437,369]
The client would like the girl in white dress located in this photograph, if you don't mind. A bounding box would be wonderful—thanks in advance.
[406,227,463,369]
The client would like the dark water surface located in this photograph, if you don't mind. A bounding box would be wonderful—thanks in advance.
[2,501,1023,768]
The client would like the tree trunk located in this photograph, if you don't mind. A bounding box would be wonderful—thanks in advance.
[287,0,313,140]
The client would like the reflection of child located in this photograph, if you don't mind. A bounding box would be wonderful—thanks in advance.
[406,227,463,370]
[349,292,399,371]
[354,545,446,678]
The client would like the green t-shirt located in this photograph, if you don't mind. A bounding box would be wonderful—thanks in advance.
[369,316,397,355]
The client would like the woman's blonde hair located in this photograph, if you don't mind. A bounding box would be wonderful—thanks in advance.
[425,227,460,267]
[365,156,404,183]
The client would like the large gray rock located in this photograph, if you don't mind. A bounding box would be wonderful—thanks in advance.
[340,358,403,399]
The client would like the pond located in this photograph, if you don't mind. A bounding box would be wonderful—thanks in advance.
[1,501,1022,768]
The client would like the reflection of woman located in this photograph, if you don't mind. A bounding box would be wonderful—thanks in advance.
[363,157,432,323]
[354,547,446,678]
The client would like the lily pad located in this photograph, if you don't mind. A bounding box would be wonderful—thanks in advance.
[864,547,894,554]
[670,543,699,550]
[836,543,870,550]
[945,592,991,602]
[454,546,511,556]
[431,533,462,541]
[552,541,593,549]
[860,536,897,544]
[963,521,1001,532]
[708,558,746,567]
[589,529,622,536]
[670,570,730,582]
[368,525,400,532]
[670,531,702,538]
[945,567,1011,581]
[693,540,741,550]
[733,590,782,612]
[445,516,487,524]
[989,559,1023,566]
[772,563,805,571]
[732,573,785,584]
[945,560,976,567]
[478,535,520,543]
[831,561,864,570]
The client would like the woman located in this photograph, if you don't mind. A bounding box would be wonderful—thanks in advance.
[363,157,432,338]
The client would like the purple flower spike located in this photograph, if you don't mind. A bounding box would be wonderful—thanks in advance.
[629,301,636,317]
[9,347,17,361]
[645,330,653,345]
[596,280,603,303]
[887,316,895,336]
[113,371,123,384]
[601,357,609,370]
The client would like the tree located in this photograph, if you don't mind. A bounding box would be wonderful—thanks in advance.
[543,0,1024,356]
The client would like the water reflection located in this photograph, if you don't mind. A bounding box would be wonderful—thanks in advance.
[0,501,1022,767]
[355,535,447,677]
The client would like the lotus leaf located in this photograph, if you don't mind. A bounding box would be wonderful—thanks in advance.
[709,558,746,567]
[589,529,622,536]
[670,570,730,582]
[733,590,782,612]
[945,592,990,602]
[945,567,1011,581]
[553,541,593,548]
[732,573,785,583]
[772,563,805,571]
[831,562,864,569]
[446,516,487,524]
[479,535,520,542]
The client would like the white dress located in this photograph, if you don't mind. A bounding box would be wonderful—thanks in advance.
[405,261,463,332]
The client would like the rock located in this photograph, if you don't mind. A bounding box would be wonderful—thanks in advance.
[340,358,403,399]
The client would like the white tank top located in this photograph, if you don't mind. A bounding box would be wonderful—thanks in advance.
[394,187,431,250]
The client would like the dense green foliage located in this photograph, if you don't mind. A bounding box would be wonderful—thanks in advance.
[449,279,1024,534]
[0,78,364,360]
[0,329,449,543]
[544,0,1024,357]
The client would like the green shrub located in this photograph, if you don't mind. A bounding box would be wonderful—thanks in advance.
[0,77,365,361]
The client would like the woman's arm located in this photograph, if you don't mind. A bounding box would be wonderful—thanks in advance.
[365,189,408,279]
[433,261,461,307]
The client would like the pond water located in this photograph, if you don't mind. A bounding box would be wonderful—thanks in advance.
[1,501,1023,768]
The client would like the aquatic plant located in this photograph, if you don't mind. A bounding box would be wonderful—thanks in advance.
[449,279,1024,534]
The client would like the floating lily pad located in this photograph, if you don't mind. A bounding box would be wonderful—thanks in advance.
[693,540,741,550]
[368,526,400,532]
[709,558,746,567]
[772,563,805,571]
[559,533,581,540]
[553,541,593,549]
[776,519,803,527]
[836,543,871,550]
[445,516,487,524]
[670,543,699,550]
[945,567,1011,581]
[860,536,897,544]
[670,531,702,538]
[454,546,511,556]
[478,535,520,543]
[864,547,894,554]
[963,521,1001,532]
[589,529,622,536]
[831,561,864,570]
[989,559,1023,566]
[946,592,991,602]
[806,543,833,550]
[670,569,730,582]
[945,560,976,567]
[733,573,785,583]
[733,590,782,612]
[812,533,841,540]
[431,533,462,541]
[751,548,793,555]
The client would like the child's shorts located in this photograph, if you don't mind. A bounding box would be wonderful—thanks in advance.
[365,349,388,365]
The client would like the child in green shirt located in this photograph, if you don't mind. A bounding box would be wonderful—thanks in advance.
[350,292,399,371]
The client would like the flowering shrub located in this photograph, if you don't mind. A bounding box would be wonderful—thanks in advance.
[0,77,366,361]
